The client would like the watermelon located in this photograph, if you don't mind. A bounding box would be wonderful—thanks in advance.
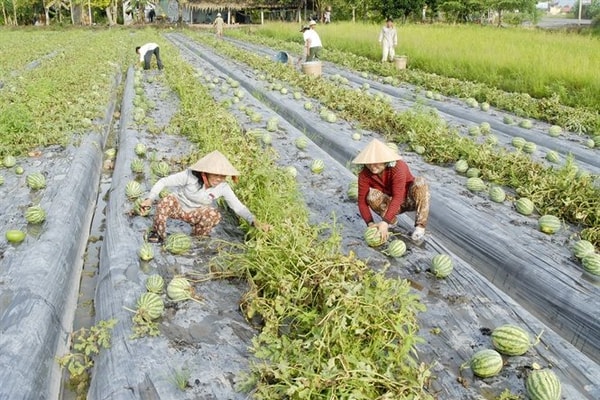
[325,112,337,123]
[138,242,154,261]
[548,125,562,137]
[538,215,561,234]
[465,97,478,108]
[146,274,164,294]
[386,142,399,153]
[266,117,279,132]
[3,155,17,168]
[295,136,308,150]
[347,181,358,200]
[362,83,370,91]
[512,137,526,149]
[14,166,24,175]
[582,253,600,276]
[466,177,486,192]
[25,205,46,224]
[572,240,595,259]
[425,90,434,99]
[0,175,4,185]
[234,89,245,99]
[159,189,170,199]
[480,102,490,111]
[280,87,288,95]
[413,145,425,155]
[311,159,324,174]
[480,122,491,134]
[515,198,535,215]
[454,160,469,174]
[262,132,272,145]
[104,148,116,160]
[136,292,164,321]
[545,151,560,163]
[304,102,313,111]
[486,135,499,146]
[164,233,192,255]
[386,239,406,257]
[503,116,515,125]
[364,226,385,247]
[167,276,196,302]
[526,369,561,400]
[352,132,362,141]
[250,113,262,123]
[466,168,480,178]
[151,161,170,177]
[26,172,46,190]
[468,126,480,136]
[285,166,298,177]
[134,143,147,157]
[585,138,595,148]
[491,324,532,356]
[431,254,453,278]
[489,186,506,203]
[293,92,302,100]
[130,159,145,174]
[523,142,537,154]
[470,349,503,378]
[519,119,533,129]
[125,181,143,200]
[5,230,26,244]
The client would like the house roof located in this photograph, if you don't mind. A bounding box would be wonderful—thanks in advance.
[186,0,283,10]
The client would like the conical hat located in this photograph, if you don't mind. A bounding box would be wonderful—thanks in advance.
[352,139,402,164]
[190,150,240,176]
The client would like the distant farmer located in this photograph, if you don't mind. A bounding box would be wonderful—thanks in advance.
[378,18,397,63]
[324,10,331,24]
[301,20,322,62]
[135,42,163,70]
[148,8,156,23]
[353,139,430,242]
[213,12,224,38]
[140,150,269,243]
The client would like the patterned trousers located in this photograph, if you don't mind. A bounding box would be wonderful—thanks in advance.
[153,194,221,239]
[366,176,430,227]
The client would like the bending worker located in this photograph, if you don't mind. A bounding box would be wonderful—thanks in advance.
[301,20,322,61]
[140,150,269,243]
[135,42,164,70]
[353,139,430,242]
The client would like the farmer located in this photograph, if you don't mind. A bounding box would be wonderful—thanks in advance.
[135,43,164,70]
[353,139,430,242]
[213,12,224,38]
[140,150,269,243]
[301,20,322,62]
[378,18,397,63]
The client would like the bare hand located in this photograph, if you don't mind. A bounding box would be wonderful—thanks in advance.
[140,198,152,211]
[375,221,389,241]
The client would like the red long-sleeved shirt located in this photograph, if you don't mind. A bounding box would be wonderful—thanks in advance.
[357,161,414,225]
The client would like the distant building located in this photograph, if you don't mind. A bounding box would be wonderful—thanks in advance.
[536,2,550,10]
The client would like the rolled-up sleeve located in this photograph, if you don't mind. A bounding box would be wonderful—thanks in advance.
[147,171,188,201]
[220,184,255,224]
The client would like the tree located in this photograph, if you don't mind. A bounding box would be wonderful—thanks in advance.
[487,0,536,26]
[375,0,426,20]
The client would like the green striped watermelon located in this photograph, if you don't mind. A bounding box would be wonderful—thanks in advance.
[347,181,358,200]
[285,166,298,177]
[151,161,170,178]
[164,233,192,255]
[295,136,308,150]
[519,119,533,129]
[25,205,46,224]
[262,132,272,145]
[491,325,532,356]
[364,226,385,247]
[572,240,595,259]
[468,126,480,136]
[138,242,154,261]
[352,132,362,141]
[134,143,146,157]
[480,122,491,134]
[512,137,526,149]
[3,155,16,168]
[515,198,534,216]
[130,159,145,174]
[480,102,490,112]
[466,168,480,178]
[311,159,324,174]
[489,186,506,203]
[503,116,515,125]
[545,151,560,163]
[582,253,600,276]
[455,160,469,174]
[266,117,279,132]
[167,276,196,302]
[548,125,562,137]
[146,274,164,294]
[125,181,143,200]
[538,215,560,234]
[26,172,46,190]
[526,369,561,400]
[136,292,164,321]
[523,142,537,154]
[486,135,499,146]
[386,239,406,258]
[431,254,453,278]
[470,349,503,378]
[413,145,426,155]
[466,177,486,192]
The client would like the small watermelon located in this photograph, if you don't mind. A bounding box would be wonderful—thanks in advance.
[491,324,532,356]
[548,125,562,137]
[3,155,16,168]
[512,137,526,149]
[468,126,480,136]
[480,122,491,134]
[293,92,302,100]
[104,148,116,160]
[352,132,362,141]
[538,215,560,234]
[466,177,486,192]
[136,292,164,321]
[455,160,469,174]
[489,186,506,203]
[545,151,560,163]
[584,138,594,148]
[466,168,480,178]
[519,119,533,129]
[25,205,46,224]
[311,159,324,174]
[138,242,154,261]
[130,159,145,174]
[167,276,197,302]
[134,143,147,157]
[364,226,385,247]
[0,175,4,185]
[146,274,164,294]
[164,233,192,255]
[262,132,272,145]
[470,349,503,378]
[526,369,561,400]
[386,239,406,257]
[295,136,308,150]
[5,230,26,244]
[413,145,426,155]
[572,240,595,259]
[14,166,24,175]
[125,180,143,200]
[431,254,453,278]
[285,166,298,177]
[26,172,46,190]
[151,161,170,178]
[266,117,278,132]
[347,181,358,200]
[523,142,537,154]
[503,116,515,125]
[582,253,600,276]
[515,198,535,216]
[304,102,313,111]
[325,112,337,123]
[486,135,499,146]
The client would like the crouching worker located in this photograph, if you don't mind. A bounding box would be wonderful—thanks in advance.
[140,150,269,243]
[135,42,164,70]
[352,139,430,242]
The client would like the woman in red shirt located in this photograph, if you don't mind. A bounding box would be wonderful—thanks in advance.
[352,139,430,242]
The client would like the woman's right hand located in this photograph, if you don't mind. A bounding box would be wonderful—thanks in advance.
[140,198,152,210]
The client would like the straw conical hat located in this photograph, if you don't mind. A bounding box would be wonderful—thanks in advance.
[352,139,402,164]
[190,150,240,176]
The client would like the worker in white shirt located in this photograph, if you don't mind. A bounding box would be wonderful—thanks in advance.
[301,20,322,62]
[135,42,164,70]
[378,18,397,63]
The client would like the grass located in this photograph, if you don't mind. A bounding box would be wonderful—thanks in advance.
[250,21,600,111]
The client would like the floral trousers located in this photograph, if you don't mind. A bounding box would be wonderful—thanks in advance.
[366,176,430,227]
[153,194,221,239]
